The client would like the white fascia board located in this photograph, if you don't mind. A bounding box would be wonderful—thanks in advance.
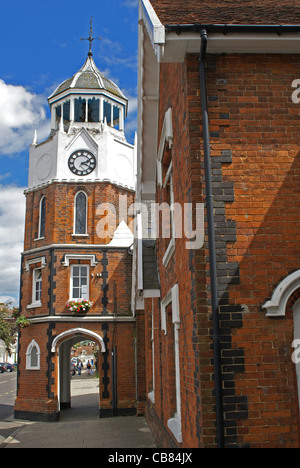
[48,88,127,108]
[138,3,160,198]
[140,0,165,46]
[162,31,300,63]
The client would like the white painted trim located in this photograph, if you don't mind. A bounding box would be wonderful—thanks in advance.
[28,316,135,324]
[24,178,135,195]
[70,264,90,300]
[162,238,175,268]
[27,302,42,309]
[162,163,176,268]
[140,0,165,45]
[26,340,41,370]
[143,289,160,298]
[161,283,180,334]
[148,390,155,404]
[48,88,127,109]
[62,254,98,267]
[137,212,144,291]
[162,32,300,63]
[22,243,130,257]
[167,413,182,443]
[51,327,105,353]
[160,283,182,442]
[263,270,300,317]
[25,256,46,271]
[157,108,173,187]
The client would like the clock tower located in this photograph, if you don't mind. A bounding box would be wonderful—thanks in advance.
[14,40,143,421]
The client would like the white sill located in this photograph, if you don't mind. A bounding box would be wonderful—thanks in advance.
[148,391,155,404]
[162,238,175,267]
[27,302,42,309]
[71,234,89,237]
[167,414,182,443]
[34,237,45,241]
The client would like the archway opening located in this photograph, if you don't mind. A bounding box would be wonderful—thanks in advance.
[52,328,105,419]
[68,339,100,419]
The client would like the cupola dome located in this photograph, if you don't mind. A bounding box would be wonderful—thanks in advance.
[48,55,127,134]
[49,55,126,102]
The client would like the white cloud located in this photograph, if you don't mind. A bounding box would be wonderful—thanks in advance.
[124,0,138,7]
[0,185,25,305]
[0,79,50,155]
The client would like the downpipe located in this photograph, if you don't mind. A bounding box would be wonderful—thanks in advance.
[199,29,224,448]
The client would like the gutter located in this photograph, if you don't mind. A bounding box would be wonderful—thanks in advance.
[199,29,224,448]
[165,23,300,35]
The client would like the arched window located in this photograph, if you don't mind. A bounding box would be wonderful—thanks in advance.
[38,196,46,238]
[74,191,87,235]
[26,340,41,370]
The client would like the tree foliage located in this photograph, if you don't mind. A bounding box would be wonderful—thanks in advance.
[0,302,18,354]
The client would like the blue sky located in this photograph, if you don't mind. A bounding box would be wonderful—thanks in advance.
[0,0,139,305]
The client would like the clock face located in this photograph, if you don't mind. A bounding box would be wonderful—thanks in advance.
[68,150,96,176]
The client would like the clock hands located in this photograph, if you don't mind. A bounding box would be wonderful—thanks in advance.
[80,161,91,169]
[68,150,96,175]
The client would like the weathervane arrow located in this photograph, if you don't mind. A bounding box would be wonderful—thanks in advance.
[80,17,102,56]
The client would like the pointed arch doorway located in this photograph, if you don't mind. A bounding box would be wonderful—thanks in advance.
[51,328,105,416]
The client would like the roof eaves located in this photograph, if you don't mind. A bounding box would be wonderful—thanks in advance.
[140,0,165,45]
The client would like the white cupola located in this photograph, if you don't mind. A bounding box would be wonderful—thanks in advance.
[27,44,136,192]
[48,54,127,134]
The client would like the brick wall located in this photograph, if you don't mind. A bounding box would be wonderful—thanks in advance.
[205,53,300,447]
[24,182,134,250]
[144,52,300,447]
[17,180,139,421]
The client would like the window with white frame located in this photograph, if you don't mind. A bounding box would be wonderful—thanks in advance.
[148,298,155,404]
[26,340,41,370]
[162,161,176,267]
[70,265,89,300]
[26,257,46,309]
[33,268,42,304]
[74,191,87,235]
[161,284,182,443]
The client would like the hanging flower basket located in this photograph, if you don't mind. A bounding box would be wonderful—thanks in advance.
[67,299,93,315]
[16,316,31,328]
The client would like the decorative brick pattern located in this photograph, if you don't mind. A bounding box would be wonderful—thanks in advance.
[143,50,300,448]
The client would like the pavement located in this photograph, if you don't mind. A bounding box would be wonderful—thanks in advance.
[0,372,156,449]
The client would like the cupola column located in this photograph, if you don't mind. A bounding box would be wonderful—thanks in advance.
[99,97,104,123]
[70,98,75,122]
[51,105,56,129]
[119,106,124,131]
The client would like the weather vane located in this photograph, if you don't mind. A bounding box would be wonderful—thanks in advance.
[81,17,102,56]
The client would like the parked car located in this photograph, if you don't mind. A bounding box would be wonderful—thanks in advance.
[0,364,6,373]
[4,363,14,372]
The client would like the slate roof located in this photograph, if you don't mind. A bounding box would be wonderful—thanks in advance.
[142,240,160,290]
[149,0,300,26]
[49,55,127,101]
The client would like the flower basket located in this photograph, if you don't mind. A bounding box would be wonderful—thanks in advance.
[16,316,31,328]
[67,299,93,315]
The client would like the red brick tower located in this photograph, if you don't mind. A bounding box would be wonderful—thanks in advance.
[14,45,140,421]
